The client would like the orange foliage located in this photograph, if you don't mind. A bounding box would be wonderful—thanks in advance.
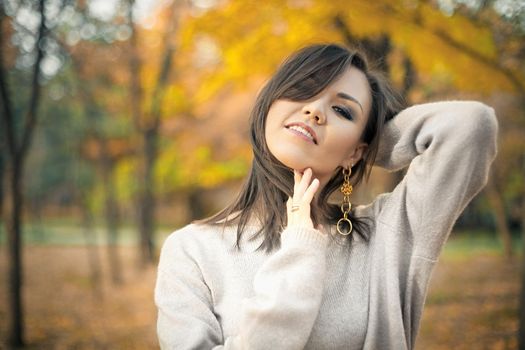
[178,0,522,98]
[81,138,136,161]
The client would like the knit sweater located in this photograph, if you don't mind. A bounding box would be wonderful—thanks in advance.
[155,101,498,349]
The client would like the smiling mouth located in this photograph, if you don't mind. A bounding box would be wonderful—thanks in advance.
[285,123,318,144]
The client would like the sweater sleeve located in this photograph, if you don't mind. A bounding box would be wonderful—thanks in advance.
[374,101,498,259]
[155,225,329,349]
[155,229,223,349]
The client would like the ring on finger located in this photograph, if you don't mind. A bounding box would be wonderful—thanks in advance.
[291,205,300,212]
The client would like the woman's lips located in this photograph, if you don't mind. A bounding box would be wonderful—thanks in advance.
[285,122,318,144]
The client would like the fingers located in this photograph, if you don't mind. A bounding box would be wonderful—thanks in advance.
[287,168,321,230]
[302,178,319,205]
[293,168,314,204]
[291,168,319,208]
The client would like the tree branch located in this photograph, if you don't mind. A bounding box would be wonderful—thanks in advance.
[19,0,46,158]
[150,16,177,131]
[432,27,525,95]
[0,4,17,158]
[387,4,525,95]
[127,0,143,131]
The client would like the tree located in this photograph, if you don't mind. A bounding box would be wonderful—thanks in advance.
[0,0,47,346]
[433,0,525,259]
[177,0,525,230]
[126,0,180,265]
[179,0,522,96]
[520,154,525,349]
[68,37,131,285]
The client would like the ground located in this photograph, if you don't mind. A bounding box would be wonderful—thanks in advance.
[419,253,518,349]
[0,239,520,349]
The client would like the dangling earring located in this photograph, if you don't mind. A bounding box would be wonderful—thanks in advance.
[337,166,353,236]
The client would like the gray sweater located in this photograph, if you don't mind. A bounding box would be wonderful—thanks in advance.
[155,101,498,349]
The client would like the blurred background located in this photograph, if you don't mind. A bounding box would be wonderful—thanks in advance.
[0,0,524,348]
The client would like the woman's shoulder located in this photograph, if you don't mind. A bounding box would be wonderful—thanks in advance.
[160,222,262,253]
[162,222,222,245]
[158,223,221,255]
[158,222,265,268]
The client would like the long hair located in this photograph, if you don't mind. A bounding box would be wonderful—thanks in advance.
[198,43,404,252]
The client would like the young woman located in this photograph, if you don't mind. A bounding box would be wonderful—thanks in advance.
[155,44,498,349]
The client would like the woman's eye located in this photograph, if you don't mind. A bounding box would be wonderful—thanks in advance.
[333,106,354,121]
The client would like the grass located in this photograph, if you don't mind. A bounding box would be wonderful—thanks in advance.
[442,230,522,260]
[1,221,521,260]
[0,219,175,247]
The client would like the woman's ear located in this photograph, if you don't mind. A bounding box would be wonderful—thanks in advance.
[343,142,368,167]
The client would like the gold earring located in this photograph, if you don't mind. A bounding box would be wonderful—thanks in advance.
[336,166,353,236]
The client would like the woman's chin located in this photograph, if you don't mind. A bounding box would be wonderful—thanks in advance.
[276,156,309,172]
[274,155,331,187]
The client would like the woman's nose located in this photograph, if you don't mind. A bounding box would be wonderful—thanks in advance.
[302,101,326,124]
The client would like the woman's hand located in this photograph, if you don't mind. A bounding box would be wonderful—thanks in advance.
[286,168,322,231]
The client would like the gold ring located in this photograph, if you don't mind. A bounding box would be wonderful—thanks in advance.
[291,205,300,212]
[336,218,353,236]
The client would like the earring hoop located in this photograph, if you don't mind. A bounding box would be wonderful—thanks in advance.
[336,166,353,236]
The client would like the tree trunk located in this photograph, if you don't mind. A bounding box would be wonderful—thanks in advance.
[100,140,123,285]
[29,196,45,243]
[518,155,525,349]
[486,177,513,259]
[0,146,4,220]
[138,128,157,265]
[5,162,24,347]
[80,198,104,299]
[0,0,47,345]
[105,179,123,285]
[128,0,178,266]
[519,204,525,349]
[188,188,206,221]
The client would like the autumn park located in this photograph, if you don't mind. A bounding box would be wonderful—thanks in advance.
[0,0,524,348]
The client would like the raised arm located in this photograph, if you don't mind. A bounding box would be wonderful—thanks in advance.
[374,101,498,259]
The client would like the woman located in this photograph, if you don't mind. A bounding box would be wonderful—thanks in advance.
[155,44,498,349]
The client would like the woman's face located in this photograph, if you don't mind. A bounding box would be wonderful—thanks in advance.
[265,65,372,187]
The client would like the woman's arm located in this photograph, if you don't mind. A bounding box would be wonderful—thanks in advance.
[155,225,328,349]
[155,232,223,349]
[374,101,498,259]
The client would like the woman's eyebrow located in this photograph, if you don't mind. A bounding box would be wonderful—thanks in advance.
[337,92,363,113]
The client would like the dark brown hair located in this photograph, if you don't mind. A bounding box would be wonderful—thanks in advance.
[198,43,404,252]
